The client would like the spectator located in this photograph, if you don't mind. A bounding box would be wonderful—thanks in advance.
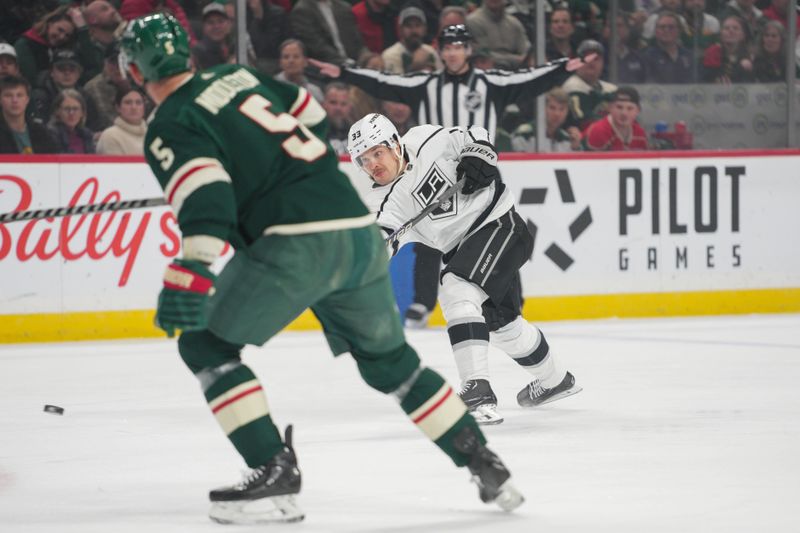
[0,75,57,154]
[192,3,236,69]
[47,89,95,154]
[702,14,755,82]
[352,0,398,54]
[762,0,800,30]
[541,88,582,152]
[682,0,721,52]
[380,99,417,135]
[643,0,689,40]
[83,0,126,50]
[0,43,21,78]
[84,45,130,131]
[642,12,695,82]
[466,0,532,69]
[96,87,146,155]
[562,39,617,131]
[546,6,578,60]
[583,86,649,151]
[602,13,647,83]
[718,0,767,32]
[31,49,100,131]
[13,5,103,86]
[275,39,325,103]
[753,20,786,81]
[119,0,196,43]
[247,0,292,75]
[320,81,353,155]
[290,0,371,64]
[382,6,442,74]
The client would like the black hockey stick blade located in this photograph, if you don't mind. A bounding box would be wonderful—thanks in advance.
[0,196,168,224]
[384,178,465,244]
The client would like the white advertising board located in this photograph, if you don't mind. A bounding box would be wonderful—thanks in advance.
[1,152,798,326]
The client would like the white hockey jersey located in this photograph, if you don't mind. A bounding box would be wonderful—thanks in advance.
[376,124,513,254]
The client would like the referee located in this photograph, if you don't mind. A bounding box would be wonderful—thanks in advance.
[309,24,587,140]
[310,25,592,328]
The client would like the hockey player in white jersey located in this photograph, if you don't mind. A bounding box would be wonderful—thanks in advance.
[348,114,581,424]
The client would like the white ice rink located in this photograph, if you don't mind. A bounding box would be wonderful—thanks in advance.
[1,314,799,533]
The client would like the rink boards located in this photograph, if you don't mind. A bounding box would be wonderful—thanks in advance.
[1,151,799,342]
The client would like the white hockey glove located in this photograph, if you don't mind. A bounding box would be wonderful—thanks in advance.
[457,140,500,195]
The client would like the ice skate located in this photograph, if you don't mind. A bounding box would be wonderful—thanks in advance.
[517,371,582,408]
[453,426,524,511]
[458,379,503,425]
[404,303,432,329]
[208,426,304,525]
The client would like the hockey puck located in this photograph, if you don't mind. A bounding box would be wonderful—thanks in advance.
[43,404,64,415]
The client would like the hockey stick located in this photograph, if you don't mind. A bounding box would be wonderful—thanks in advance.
[0,197,168,224]
[384,178,465,245]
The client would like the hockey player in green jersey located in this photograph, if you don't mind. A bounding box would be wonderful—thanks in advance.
[120,13,523,525]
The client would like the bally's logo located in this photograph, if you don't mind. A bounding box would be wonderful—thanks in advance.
[519,169,592,271]
[413,164,457,219]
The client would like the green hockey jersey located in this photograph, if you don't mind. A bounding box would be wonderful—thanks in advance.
[144,64,369,248]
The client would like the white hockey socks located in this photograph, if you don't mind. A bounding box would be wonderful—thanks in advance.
[440,274,491,385]
[491,317,565,389]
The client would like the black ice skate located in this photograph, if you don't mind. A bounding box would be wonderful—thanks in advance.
[208,425,304,524]
[453,426,524,511]
[404,303,432,329]
[517,371,582,408]
[459,379,503,425]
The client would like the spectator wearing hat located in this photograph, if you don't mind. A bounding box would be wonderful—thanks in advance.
[466,0,532,69]
[382,6,443,74]
[47,88,95,154]
[642,12,695,83]
[0,43,21,78]
[14,5,104,87]
[31,49,100,131]
[0,75,57,154]
[84,45,131,131]
[290,0,371,65]
[352,0,398,54]
[562,39,617,131]
[192,3,237,69]
[96,87,146,155]
[583,87,649,151]
[247,0,292,75]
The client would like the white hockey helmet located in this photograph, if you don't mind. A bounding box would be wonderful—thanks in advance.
[347,113,405,177]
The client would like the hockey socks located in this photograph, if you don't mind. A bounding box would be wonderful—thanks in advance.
[397,367,486,467]
[448,317,491,384]
[202,363,283,468]
[491,317,566,388]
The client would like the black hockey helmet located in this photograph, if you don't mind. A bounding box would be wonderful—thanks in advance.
[439,24,473,46]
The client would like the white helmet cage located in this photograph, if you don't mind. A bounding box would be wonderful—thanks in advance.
[347,113,405,179]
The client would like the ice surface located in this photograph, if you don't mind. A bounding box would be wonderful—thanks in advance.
[1,314,799,532]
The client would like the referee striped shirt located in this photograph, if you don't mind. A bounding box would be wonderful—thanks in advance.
[339,61,570,139]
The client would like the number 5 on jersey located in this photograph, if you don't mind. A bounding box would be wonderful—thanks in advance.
[239,94,327,162]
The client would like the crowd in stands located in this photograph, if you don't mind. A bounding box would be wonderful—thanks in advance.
[1,0,798,155]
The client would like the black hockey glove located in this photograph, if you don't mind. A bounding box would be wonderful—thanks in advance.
[457,140,500,195]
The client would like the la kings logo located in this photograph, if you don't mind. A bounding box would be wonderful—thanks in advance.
[413,164,457,220]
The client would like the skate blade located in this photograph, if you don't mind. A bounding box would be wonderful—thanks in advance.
[209,495,305,525]
[470,404,504,425]
[493,480,525,512]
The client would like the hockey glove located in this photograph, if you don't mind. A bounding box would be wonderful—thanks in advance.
[155,259,217,337]
[457,140,500,195]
